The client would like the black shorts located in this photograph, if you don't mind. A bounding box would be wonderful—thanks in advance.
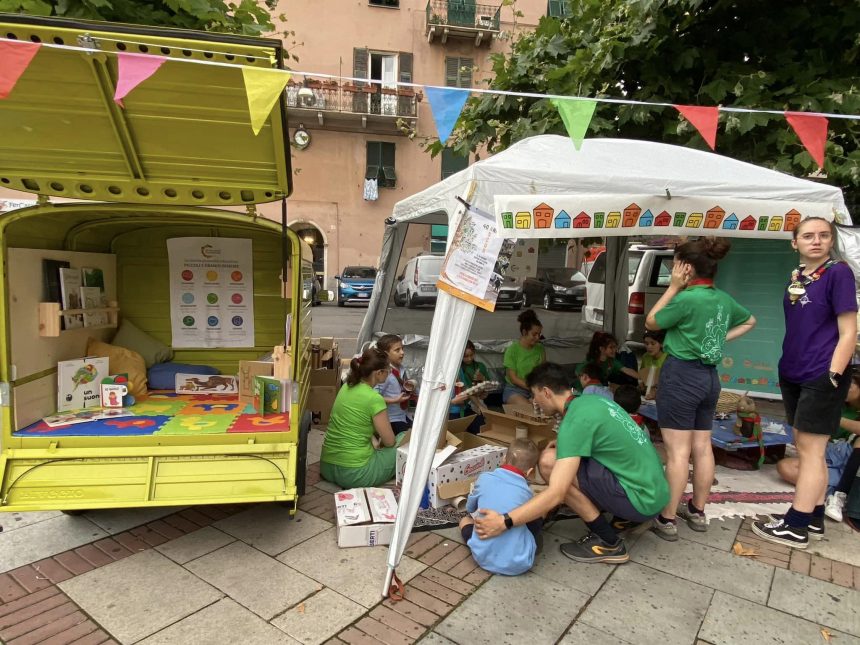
[656,355,720,431]
[577,458,653,523]
[780,369,852,437]
[461,518,543,542]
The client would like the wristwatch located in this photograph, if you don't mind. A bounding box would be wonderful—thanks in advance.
[829,371,841,388]
[503,513,514,530]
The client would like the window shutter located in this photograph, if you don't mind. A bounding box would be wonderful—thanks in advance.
[441,148,469,180]
[459,57,473,88]
[366,142,381,181]
[353,47,369,113]
[445,57,459,88]
[398,53,413,84]
[398,53,414,116]
[381,143,396,187]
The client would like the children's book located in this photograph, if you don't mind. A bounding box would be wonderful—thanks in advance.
[81,267,105,289]
[42,408,133,427]
[59,267,84,329]
[175,373,238,394]
[42,259,70,303]
[57,357,110,411]
[253,375,291,415]
[80,286,109,327]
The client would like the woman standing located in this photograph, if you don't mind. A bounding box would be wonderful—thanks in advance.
[753,217,857,548]
[502,309,545,406]
[320,346,402,488]
[646,238,756,541]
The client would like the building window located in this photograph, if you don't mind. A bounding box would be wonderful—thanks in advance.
[445,57,473,89]
[369,0,399,5]
[367,142,396,188]
[547,0,572,18]
[441,148,469,180]
[431,224,448,254]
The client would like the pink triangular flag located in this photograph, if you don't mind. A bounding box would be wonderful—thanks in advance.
[0,41,41,99]
[674,105,719,150]
[114,52,167,107]
[785,112,828,168]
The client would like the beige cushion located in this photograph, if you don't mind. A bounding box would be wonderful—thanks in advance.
[86,338,148,397]
[112,318,173,368]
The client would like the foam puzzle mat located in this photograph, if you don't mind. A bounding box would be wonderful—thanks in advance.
[14,393,290,437]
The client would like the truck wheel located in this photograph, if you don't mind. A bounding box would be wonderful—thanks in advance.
[407,292,417,309]
[522,293,529,308]
[337,298,345,307]
[543,293,553,310]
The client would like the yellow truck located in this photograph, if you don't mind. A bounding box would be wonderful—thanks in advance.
[0,14,312,513]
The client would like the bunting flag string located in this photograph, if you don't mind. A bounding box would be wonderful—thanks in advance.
[242,67,291,135]
[0,40,40,100]
[424,87,470,143]
[114,52,167,107]
[551,98,597,151]
[674,104,720,150]
[785,112,829,169]
[0,35,856,160]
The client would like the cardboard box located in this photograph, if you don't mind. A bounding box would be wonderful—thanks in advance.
[310,367,341,387]
[478,407,556,446]
[306,385,338,424]
[319,337,336,351]
[396,417,507,508]
[334,487,398,547]
[238,360,273,405]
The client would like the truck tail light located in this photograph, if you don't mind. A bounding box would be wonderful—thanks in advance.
[628,292,645,314]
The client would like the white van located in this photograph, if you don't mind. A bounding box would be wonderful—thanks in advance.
[394,254,445,308]
[583,246,674,344]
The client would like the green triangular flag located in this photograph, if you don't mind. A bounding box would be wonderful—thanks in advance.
[552,98,597,150]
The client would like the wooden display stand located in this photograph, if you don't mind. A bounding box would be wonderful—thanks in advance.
[38,301,120,337]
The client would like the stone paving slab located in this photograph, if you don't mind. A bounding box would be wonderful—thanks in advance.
[768,567,860,636]
[59,549,222,644]
[436,572,586,645]
[0,510,62,533]
[271,587,366,645]
[807,522,860,567]
[559,622,635,645]
[139,597,300,645]
[530,531,616,596]
[277,527,426,609]
[0,514,106,573]
[700,590,860,645]
[418,632,458,644]
[84,507,180,535]
[674,516,743,552]
[185,541,322,620]
[578,563,714,645]
[214,507,331,556]
[155,526,236,565]
[307,428,324,465]
[630,531,775,603]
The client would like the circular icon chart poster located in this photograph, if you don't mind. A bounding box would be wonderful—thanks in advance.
[167,237,255,348]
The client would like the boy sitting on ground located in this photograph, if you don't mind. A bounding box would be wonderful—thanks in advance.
[459,438,542,575]
[614,385,645,427]
[578,363,613,400]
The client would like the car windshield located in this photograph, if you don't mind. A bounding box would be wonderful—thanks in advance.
[544,268,581,283]
[343,267,376,279]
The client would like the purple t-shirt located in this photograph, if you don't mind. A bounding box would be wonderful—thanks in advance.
[779,262,857,382]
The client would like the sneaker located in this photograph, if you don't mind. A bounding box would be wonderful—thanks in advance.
[767,513,824,541]
[610,516,642,532]
[651,517,679,542]
[677,502,708,532]
[825,492,847,522]
[560,533,629,564]
[751,518,808,549]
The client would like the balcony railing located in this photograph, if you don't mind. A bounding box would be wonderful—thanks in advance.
[426,0,501,43]
[285,81,418,120]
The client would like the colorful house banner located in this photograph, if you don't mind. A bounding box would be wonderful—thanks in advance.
[492,195,836,240]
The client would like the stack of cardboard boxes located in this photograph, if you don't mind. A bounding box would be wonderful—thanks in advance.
[307,337,341,425]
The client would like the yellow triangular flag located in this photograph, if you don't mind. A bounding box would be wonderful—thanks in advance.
[242,67,290,136]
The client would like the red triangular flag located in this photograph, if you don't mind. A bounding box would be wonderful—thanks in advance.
[114,52,167,107]
[785,112,828,168]
[674,105,719,150]
[0,41,41,99]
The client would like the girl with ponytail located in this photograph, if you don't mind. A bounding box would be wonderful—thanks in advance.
[645,237,756,541]
[321,346,405,488]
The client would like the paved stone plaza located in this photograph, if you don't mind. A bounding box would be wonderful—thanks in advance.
[1,428,858,645]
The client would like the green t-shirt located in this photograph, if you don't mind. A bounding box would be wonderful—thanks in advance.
[503,341,545,384]
[641,352,668,370]
[461,361,491,388]
[321,382,387,468]
[556,395,670,516]
[836,406,859,443]
[653,285,752,365]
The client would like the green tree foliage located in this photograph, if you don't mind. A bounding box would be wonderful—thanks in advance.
[0,0,278,36]
[436,0,860,206]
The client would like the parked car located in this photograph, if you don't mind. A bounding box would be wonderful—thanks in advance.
[335,266,377,306]
[583,245,674,344]
[393,254,444,308]
[522,268,587,310]
[495,276,524,309]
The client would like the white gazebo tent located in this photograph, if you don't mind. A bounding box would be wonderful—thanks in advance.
[358,135,851,597]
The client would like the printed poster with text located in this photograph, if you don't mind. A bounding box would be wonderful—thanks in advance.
[167,237,255,348]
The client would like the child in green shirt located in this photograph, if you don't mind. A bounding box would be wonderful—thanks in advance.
[639,330,667,400]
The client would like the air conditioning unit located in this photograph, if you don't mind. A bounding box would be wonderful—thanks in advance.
[298,87,316,107]
[478,15,493,27]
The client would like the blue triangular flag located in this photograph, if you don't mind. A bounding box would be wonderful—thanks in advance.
[425,87,470,143]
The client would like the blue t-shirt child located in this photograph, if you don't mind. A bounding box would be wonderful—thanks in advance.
[375,370,409,424]
[466,467,536,575]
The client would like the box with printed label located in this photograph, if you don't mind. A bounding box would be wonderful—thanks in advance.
[478,407,555,446]
[396,419,506,508]
[334,487,398,548]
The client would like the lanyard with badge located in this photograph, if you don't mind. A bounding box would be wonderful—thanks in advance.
[787,259,835,305]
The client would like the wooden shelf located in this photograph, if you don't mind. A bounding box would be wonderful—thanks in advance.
[39,301,119,337]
